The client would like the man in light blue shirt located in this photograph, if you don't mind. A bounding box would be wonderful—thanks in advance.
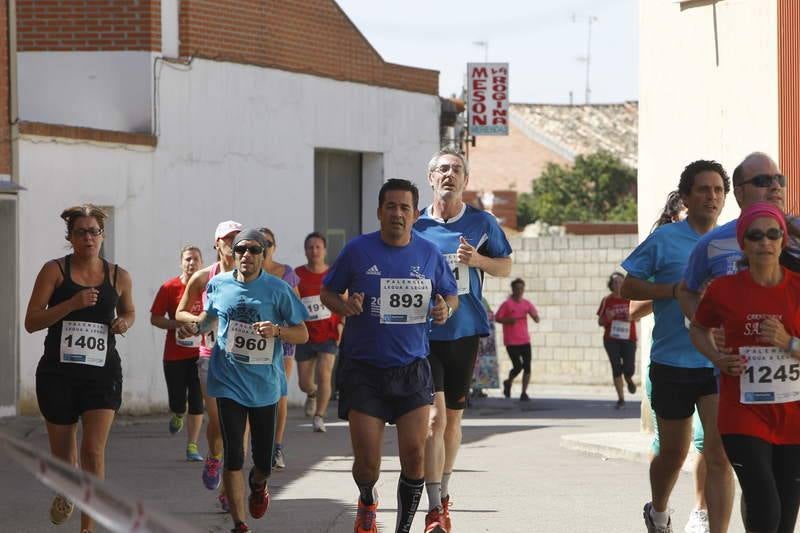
[189,228,308,533]
[621,160,733,533]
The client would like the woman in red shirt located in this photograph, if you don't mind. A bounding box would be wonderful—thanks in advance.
[691,202,800,533]
[597,272,637,409]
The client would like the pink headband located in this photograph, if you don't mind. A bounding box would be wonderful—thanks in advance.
[736,201,787,249]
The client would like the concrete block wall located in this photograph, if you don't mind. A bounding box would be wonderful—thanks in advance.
[484,233,639,386]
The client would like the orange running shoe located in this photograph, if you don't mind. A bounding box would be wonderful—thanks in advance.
[441,496,452,532]
[424,506,447,533]
[354,499,378,533]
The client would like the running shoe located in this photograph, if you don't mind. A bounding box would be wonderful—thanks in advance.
[627,380,637,394]
[312,415,326,433]
[354,499,378,533]
[520,392,530,402]
[230,522,252,533]
[304,393,317,417]
[169,414,184,435]
[502,379,511,398]
[643,502,673,533]
[272,446,286,469]
[615,399,625,410]
[186,442,204,462]
[424,506,446,533]
[441,496,452,531]
[49,494,74,525]
[684,508,709,533]
[248,469,270,519]
[203,456,222,490]
[80,529,92,533]
[218,491,230,513]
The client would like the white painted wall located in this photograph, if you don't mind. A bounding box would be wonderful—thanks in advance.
[18,52,153,133]
[639,0,778,233]
[638,0,779,429]
[17,59,440,414]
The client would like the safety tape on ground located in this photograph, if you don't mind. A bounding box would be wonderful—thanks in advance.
[0,431,199,533]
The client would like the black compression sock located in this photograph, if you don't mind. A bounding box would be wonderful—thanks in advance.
[395,474,424,533]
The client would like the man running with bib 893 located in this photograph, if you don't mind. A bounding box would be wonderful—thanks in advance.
[321,178,459,533]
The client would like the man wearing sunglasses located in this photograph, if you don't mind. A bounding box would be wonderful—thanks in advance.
[413,148,512,533]
[188,228,309,533]
[620,160,732,533]
[321,178,458,533]
[680,152,787,321]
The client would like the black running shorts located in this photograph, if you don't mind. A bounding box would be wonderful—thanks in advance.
[649,362,717,420]
[36,371,122,425]
[428,336,480,410]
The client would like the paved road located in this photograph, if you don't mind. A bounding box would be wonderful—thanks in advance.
[0,386,750,532]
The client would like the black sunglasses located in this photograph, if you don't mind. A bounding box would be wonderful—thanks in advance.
[233,245,264,256]
[738,174,786,188]
[263,241,274,248]
[744,228,784,242]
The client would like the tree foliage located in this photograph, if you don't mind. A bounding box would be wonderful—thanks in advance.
[517,151,637,226]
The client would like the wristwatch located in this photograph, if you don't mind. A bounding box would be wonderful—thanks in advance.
[445,301,453,319]
[789,336,800,353]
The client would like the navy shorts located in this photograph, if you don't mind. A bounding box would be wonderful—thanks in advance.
[650,362,717,420]
[36,372,122,425]
[337,356,434,425]
[295,340,338,362]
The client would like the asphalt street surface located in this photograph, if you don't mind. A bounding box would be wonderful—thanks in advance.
[0,386,751,532]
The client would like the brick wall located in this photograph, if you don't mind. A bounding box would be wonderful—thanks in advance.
[0,0,9,175]
[179,0,438,95]
[483,233,639,385]
[467,122,572,194]
[17,0,160,52]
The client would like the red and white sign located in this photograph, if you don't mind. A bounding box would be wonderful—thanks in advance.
[467,63,509,136]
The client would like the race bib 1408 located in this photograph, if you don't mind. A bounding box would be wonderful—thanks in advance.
[60,320,108,367]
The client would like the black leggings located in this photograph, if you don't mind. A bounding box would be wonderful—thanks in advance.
[506,344,532,377]
[722,434,800,533]
[602,339,635,378]
[216,397,277,475]
[163,358,204,415]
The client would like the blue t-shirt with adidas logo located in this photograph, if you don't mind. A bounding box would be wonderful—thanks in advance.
[414,204,513,340]
[323,231,458,368]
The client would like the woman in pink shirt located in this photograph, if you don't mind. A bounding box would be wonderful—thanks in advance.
[494,278,540,401]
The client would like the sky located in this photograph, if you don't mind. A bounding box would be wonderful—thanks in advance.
[336,0,638,104]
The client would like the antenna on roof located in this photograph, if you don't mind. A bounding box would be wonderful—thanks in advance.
[573,14,598,104]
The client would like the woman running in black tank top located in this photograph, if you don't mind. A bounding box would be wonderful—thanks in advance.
[24,205,135,533]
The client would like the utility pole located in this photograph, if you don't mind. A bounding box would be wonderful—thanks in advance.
[573,15,597,104]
